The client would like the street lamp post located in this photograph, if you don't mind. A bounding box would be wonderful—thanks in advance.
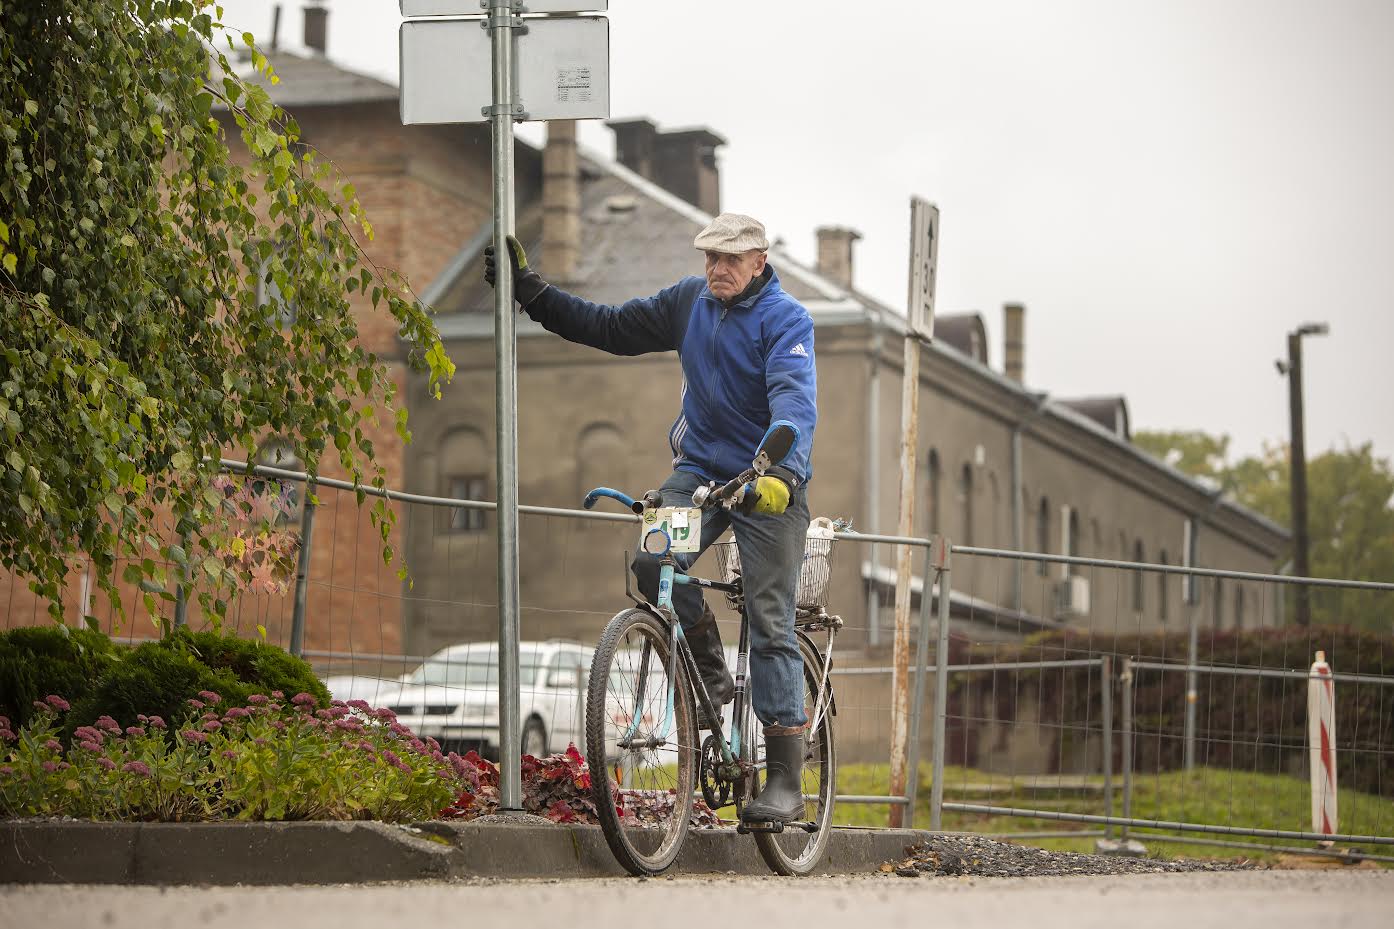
[1277,322,1328,627]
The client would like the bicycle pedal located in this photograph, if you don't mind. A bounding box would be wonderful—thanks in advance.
[736,820,785,835]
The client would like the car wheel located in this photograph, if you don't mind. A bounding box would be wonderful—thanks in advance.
[522,717,548,758]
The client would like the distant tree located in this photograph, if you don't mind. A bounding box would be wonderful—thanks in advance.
[1136,431,1394,631]
[0,2,454,625]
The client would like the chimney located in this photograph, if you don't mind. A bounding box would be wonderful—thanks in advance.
[607,119,726,216]
[608,118,657,180]
[1004,303,1025,382]
[542,120,580,282]
[303,3,327,55]
[815,226,861,290]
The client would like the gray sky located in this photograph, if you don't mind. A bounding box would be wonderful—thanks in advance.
[221,0,1394,466]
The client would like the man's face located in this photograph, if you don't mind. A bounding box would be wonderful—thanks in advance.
[704,249,767,301]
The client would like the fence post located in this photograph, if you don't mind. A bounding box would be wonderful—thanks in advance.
[1100,655,1114,840]
[289,481,317,659]
[1121,656,1135,840]
[929,537,952,831]
[904,543,937,829]
[1184,603,1198,771]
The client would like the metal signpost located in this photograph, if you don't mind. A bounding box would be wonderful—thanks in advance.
[399,0,609,811]
[888,197,939,826]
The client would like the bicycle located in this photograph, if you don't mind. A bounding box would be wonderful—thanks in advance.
[580,421,842,876]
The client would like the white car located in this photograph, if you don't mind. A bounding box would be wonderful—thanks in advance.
[379,640,594,760]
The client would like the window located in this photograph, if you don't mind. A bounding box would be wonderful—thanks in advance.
[1132,539,1145,613]
[1212,577,1225,630]
[926,450,941,534]
[959,463,974,546]
[1158,549,1169,622]
[447,475,487,532]
[1066,507,1081,575]
[1036,497,1050,576]
[256,245,297,329]
[1235,585,1245,631]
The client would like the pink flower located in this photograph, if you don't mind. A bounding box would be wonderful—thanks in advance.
[347,699,370,711]
[181,730,208,744]
[44,739,62,751]
[198,691,222,705]
[271,690,285,699]
[220,750,236,759]
[96,757,116,770]
[202,712,219,722]
[315,709,332,720]
[202,720,222,732]
[425,737,441,753]
[137,714,149,722]
[44,695,71,712]
[333,718,363,731]
[148,716,167,730]
[247,695,269,705]
[0,729,14,742]
[253,738,268,747]
[188,699,205,710]
[122,761,152,776]
[381,749,403,767]
[74,726,104,745]
[78,740,102,753]
[326,706,349,718]
[373,707,397,722]
[0,765,13,776]
[125,726,145,737]
[0,716,9,730]
[330,699,346,708]
[41,761,60,773]
[269,720,286,731]
[225,707,250,719]
[95,716,121,734]
[291,693,315,706]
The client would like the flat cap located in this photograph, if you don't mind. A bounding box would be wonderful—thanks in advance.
[693,213,769,254]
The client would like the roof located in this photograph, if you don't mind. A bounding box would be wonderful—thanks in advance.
[934,313,989,364]
[215,50,398,109]
[1057,396,1131,440]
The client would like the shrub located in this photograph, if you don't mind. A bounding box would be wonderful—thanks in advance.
[65,643,251,739]
[2,695,459,822]
[0,626,117,729]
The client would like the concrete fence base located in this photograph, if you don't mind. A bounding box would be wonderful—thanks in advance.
[0,820,934,885]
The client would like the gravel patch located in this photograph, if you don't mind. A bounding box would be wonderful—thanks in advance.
[882,834,1261,878]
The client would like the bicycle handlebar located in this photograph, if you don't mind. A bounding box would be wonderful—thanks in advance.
[582,487,643,514]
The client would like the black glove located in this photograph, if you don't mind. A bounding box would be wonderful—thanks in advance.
[484,235,550,308]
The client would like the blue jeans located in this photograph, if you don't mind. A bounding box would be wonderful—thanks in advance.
[630,470,810,729]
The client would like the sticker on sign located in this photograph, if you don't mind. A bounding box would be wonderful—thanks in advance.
[401,1,607,16]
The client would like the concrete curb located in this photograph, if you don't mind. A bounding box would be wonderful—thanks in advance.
[0,821,933,884]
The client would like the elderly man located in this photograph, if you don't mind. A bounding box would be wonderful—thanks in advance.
[485,212,817,823]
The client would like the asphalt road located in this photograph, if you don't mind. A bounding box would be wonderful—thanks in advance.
[2,870,1390,929]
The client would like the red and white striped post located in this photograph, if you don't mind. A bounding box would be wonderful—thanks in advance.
[1307,650,1338,840]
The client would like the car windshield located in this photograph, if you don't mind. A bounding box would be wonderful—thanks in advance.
[406,653,542,688]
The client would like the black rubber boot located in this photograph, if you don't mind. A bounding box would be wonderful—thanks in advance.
[685,603,733,729]
[740,732,806,824]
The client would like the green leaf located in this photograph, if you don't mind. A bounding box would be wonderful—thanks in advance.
[24,99,37,116]
[171,451,193,471]
[2,253,15,276]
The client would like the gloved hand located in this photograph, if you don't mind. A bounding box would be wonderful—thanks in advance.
[741,474,791,516]
[484,235,550,308]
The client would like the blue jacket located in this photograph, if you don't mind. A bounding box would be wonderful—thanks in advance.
[523,267,817,486]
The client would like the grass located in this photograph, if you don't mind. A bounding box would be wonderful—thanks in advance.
[832,763,1394,865]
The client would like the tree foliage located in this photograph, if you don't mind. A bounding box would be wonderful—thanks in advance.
[1136,430,1394,629]
[0,1,454,624]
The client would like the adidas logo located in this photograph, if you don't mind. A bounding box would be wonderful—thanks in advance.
[789,343,808,357]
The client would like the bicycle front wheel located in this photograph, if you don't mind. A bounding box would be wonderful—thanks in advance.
[585,607,698,876]
[749,632,837,876]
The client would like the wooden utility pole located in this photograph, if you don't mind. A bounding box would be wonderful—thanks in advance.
[889,198,939,827]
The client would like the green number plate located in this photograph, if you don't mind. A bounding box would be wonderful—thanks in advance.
[641,507,702,554]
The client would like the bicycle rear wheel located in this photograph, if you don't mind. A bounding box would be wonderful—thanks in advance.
[747,632,837,876]
[585,607,698,876]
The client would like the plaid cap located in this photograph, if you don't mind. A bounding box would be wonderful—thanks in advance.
[693,213,769,254]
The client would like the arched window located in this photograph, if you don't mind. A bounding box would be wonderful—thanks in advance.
[1235,585,1246,631]
[440,427,489,532]
[1066,508,1081,575]
[959,463,974,547]
[1132,539,1145,613]
[1158,549,1169,622]
[1213,577,1225,630]
[1036,497,1050,576]
[926,449,941,534]
[988,472,1001,546]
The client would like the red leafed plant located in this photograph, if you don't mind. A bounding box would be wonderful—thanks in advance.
[439,745,720,827]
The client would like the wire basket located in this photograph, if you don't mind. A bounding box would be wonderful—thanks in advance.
[712,534,834,609]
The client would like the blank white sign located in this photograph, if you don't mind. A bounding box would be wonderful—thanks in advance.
[400,1,607,16]
[400,16,609,124]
